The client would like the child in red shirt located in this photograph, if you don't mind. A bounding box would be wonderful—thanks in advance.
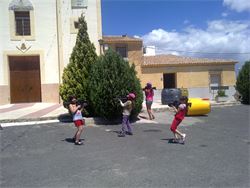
[170,96,188,143]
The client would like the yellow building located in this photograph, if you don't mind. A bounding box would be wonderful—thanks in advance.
[101,35,237,101]
[100,35,143,80]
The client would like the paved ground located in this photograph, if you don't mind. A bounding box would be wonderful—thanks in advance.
[0,105,249,188]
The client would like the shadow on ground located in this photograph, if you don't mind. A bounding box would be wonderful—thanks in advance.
[161,138,185,145]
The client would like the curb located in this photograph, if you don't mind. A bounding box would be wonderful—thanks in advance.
[0,102,241,124]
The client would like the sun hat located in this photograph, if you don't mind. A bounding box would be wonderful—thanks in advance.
[127,93,136,99]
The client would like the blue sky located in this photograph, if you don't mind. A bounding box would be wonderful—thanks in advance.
[102,0,250,72]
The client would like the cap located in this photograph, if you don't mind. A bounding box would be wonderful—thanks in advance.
[127,93,136,99]
[146,82,152,88]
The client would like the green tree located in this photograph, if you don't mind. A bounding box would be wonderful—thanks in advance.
[89,49,143,120]
[236,61,250,104]
[59,15,97,114]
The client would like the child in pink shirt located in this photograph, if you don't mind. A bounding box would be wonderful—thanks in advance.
[144,82,155,120]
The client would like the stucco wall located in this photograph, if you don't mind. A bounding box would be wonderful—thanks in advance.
[0,0,102,104]
[104,41,143,79]
[141,64,236,90]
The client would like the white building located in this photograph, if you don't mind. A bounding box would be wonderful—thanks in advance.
[0,0,102,104]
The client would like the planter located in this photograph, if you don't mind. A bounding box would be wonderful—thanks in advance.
[215,96,228,102]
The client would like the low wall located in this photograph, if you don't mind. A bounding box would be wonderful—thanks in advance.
[143,87,237,103]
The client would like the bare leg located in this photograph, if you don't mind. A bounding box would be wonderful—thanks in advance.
[147,108,153,120]
[75,125,83,143]
[175,129,184,138]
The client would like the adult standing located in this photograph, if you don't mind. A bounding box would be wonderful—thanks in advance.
[144,82,155,120]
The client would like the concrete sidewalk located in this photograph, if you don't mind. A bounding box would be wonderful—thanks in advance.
[0,100,240,124]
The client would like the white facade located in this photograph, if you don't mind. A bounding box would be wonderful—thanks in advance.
[0,0,102,104]
[143,46,156,56]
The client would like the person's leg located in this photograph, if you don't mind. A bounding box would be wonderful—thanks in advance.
[170,118,182,140]
[119,115,127,137]
[126,116,133,135]
[174,129,184,138]
[75,125,83,144]
[146,101,153,120]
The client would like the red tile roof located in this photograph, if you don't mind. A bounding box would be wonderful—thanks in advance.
[143,54,237,66]
[102,35,142,42]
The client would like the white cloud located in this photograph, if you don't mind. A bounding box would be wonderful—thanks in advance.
[223,0,250,12]
[141,20,250,70]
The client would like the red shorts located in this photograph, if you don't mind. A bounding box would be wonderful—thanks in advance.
[74,119,84,127]
[170,118,182,133]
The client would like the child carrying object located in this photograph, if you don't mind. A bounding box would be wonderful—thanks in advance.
[170,96,188,144]
[69,96,85,145]
[118,93,136,137]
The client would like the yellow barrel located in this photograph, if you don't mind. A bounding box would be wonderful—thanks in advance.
[187,98,211,116]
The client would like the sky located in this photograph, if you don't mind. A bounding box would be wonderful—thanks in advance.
[101,0,250,73]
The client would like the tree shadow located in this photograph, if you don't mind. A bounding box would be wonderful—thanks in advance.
[58,113,72,123]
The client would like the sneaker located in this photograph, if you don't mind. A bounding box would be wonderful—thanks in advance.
[75,141,83,145]
[182,134,186,142]
[126,131,133,136]
[118,132,125,137]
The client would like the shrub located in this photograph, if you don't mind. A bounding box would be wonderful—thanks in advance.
[216,90,227,97]
[89,49,143,120]
[59,15,98,115]
[236,61,250,104]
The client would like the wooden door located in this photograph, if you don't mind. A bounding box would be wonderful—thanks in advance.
[9,56,41,103]
[163,73,176,88]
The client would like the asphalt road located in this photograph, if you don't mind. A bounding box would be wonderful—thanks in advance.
[1,105,249,188]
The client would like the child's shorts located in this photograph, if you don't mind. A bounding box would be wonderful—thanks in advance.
[74,119,84,127]
[146,100,153,109]
[170,118,182,132]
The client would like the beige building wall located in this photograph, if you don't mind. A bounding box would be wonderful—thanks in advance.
[177,71,209,88]
[103,41,143,79]
[140,73,162,89]
[127,42,143,79]
[141,64,236,89]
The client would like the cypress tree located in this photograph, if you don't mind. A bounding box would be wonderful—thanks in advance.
[59,15,97,114]
[89,49,143,120]
[236,61,250,104]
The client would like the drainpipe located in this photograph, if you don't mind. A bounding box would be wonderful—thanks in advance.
[56,0,63,103]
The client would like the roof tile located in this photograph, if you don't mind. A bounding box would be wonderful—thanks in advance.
[143,54,237,66]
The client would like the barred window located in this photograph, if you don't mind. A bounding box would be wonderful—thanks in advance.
[15,11,31,36]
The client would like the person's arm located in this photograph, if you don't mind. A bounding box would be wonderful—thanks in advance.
[177,104,185,113]
[119,100,124,107]
[173,106,178,113]
[120,100,131,107]
[77,104,83,111]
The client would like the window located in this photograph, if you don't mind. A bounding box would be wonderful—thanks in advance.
[9,0,35,40]
[210,73,221,87]
[116,46,127,58]
[74,21,79,29]
[15,11,31,36]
